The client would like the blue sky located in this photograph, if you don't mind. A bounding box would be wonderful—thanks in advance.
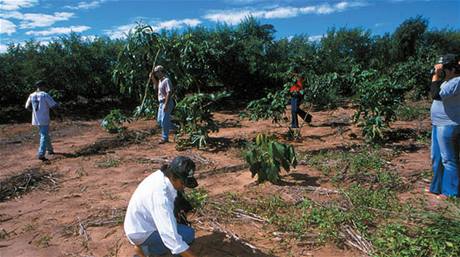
[0,0,459,52]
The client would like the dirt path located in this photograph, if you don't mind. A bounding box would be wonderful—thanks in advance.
[0,106,435,257]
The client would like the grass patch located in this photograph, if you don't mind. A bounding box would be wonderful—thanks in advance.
[95,155,121,168]
[303,148,404,190]
[396,104,429,121]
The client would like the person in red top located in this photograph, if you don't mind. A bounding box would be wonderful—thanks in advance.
[289,69,311,128]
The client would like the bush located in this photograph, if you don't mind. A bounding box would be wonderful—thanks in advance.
[101,109,132,133]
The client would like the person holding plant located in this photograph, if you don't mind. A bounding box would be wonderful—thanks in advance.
[289,69,311,128]
[124,156,199,257]
[150,65,174,144]
[429,54,460,198]
[25,80,59,161]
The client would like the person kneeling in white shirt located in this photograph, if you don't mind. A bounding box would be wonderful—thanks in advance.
[124,156,199,257]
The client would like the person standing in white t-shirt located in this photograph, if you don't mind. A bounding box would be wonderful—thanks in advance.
[25,80,58,161]
[149,65,174,144]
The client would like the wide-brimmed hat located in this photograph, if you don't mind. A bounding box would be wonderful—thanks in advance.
[169,156,198,188]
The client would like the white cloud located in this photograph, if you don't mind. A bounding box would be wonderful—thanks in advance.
[105,18,202,39]
[25,25,91,36]
[308,34,324,42]
[0,18,16,34]
[0,11,75,29]
[152,19,201,31]
[64,0,107,10]
[0,0,37,11]
[104,23,135,39]
[204,1,368,25]
[0,44,8,53]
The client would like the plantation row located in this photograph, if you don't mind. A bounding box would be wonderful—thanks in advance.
[2,16,460,140]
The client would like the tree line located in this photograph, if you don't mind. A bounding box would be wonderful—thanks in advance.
[1,16,459,124]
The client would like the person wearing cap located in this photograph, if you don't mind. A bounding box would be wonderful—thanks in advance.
[124,156,199,257]
[25,80,59,161]
[429,54,460,197]
[149,65,174,144]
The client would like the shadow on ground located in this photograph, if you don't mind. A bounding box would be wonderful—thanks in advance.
[191,232,278,257]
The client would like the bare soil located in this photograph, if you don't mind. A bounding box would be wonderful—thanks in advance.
[0,104,440,257]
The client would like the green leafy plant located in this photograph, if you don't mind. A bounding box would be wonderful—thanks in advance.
[174,91,230,149]
[101,109,132,133]
[353,70,407,143]
[185,188,208,210]
[243,84,290,123]
[244,133,297,183]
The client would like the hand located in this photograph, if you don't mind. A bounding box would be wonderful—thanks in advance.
[434,64,443,76]
[163,104,168,113]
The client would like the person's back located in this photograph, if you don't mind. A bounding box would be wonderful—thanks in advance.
[27,90,57,126]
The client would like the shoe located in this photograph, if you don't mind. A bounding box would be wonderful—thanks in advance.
[38,156,49,161]
[158,139,168,144]
[48,151,55,155]
[304,113,312,123]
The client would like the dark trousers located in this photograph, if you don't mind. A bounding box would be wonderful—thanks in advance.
[291,95,308,128]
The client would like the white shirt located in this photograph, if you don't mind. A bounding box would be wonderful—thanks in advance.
[25,91,58,126]
[158,77,172,102]
[124,170,189,254]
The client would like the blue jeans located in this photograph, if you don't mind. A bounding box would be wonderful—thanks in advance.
[291,95,308,128]
[38,125,53,158]
[430,125,460,197]
[140,224,195,256]
[157,101,174,141]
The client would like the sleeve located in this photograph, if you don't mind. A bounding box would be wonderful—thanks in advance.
[440,78,460,100]
[165,79,172,94]
[45,93,58,108]
[25,95,31,109]
[430,80,442,100]
[150,190,189,255]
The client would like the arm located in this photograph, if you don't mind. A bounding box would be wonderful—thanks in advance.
[430,80,442,100]
[151,191,192,255]
[150,71,159,90]
[25,95,31,110]
[163,79,172,112]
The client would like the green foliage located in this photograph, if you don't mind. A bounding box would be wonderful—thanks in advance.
[174,91,230,149]
[244,134,297,183]
[303,72,342,108]
[396,103,429,121]
[185,188,208,210]
[304,148,404,190]
[373,217,460,257]
[101,109,132,133]
[353,69,407,143]
[243,83,289,123]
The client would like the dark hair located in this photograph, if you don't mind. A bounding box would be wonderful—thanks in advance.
[34,80,47,88]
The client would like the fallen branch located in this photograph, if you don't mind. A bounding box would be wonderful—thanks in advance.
[340,225,373,255]
[196,164,249,179]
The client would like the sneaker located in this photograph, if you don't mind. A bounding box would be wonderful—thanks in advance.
[159,139,168,144]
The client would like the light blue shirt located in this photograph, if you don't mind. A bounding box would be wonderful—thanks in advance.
[431,76,460,126]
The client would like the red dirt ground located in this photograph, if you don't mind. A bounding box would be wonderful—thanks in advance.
[0,104,440,257]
